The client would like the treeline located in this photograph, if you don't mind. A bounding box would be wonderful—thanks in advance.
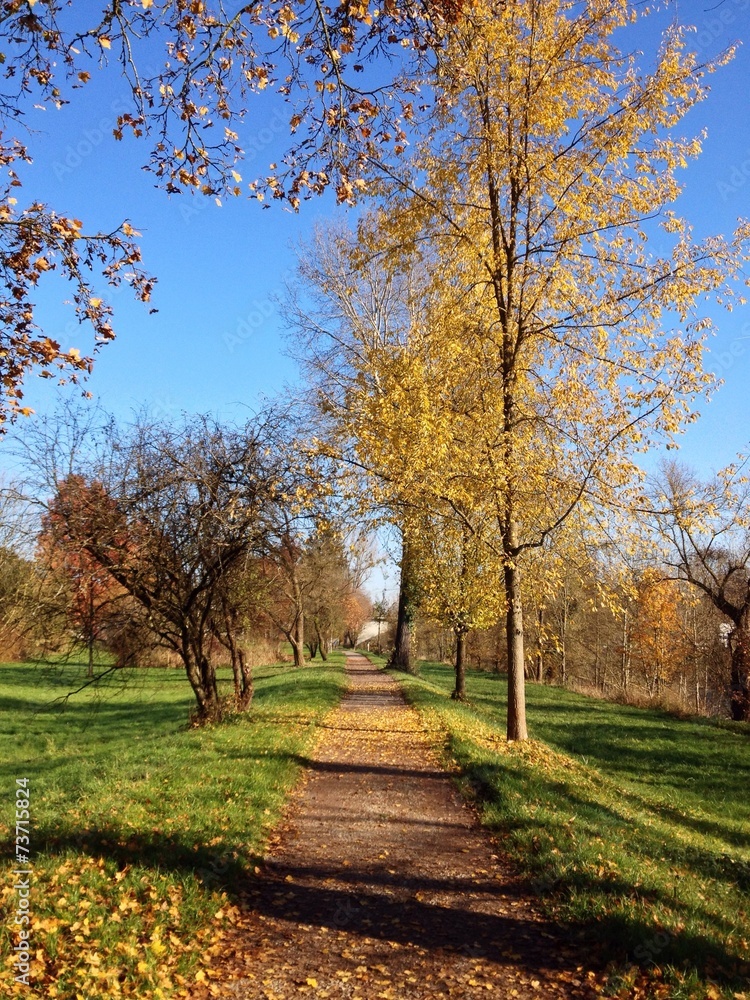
[275,0,750,734]
[0,405,371,722]
[416,551,733,719]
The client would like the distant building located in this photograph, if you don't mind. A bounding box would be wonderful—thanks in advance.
[357,620,382,646]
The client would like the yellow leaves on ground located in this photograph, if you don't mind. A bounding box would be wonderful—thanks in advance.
[0,854,223,998]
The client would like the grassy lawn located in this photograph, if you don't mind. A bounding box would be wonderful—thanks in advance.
[392,660,750,999]
[0,654,347,998]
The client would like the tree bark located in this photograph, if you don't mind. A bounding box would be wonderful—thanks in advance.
[452,629,467,700]
[236,648,253,710]
[314,619,328,661]
[229,638,253,710]
[620,607,631,694]
[183,642,220,722]
[86,584,95,678]
[535,606,544,683]
[729,614,750,721]
[290,606,305,666]
[389,536,417,673]
[290,632,305,666]
[505,556,528,741]
[495,625,504,674]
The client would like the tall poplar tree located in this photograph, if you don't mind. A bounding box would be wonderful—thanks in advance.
[291,0,750,739]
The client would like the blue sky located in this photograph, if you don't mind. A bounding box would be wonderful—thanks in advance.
[17,75,345,427]
[4,0,750,598]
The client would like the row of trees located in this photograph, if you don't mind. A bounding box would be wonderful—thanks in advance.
[1,406,372,721]
[282,1,750,733]
[2,1,750,735]
[4,395,745,726]
[413,528,738,719]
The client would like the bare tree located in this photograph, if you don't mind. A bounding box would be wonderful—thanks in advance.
[650,460,750,721]
[15,405,293,721]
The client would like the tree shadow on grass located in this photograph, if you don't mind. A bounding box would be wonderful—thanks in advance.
[451,756,749,982]
[12,823,746,992]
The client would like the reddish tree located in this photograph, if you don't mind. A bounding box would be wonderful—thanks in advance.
[37,475,127,675]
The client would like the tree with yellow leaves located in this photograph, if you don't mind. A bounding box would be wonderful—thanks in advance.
[409,505,505,699]
[342,0,750,738]
[630,567,688,699]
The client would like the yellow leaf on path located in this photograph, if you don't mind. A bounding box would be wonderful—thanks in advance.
[306,978,318,987]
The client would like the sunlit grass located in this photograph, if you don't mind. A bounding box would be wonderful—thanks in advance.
[393,661,750,999]
[0,654,347,997]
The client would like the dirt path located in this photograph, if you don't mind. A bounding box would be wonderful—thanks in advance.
[192,653,603,999]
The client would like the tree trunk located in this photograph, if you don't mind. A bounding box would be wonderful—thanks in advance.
[229,643,253,711]
[505,556,528,741]
[560,595,569,687]
[290,632,305,666]
[535,606,544,683]
[495,624,504,673]
[389,536,417,673]
[183,641,220,723]
[729,615,750,721]
[236,648,253,710]
[218,607,254,712]
[314,619,328,661]
[621,607,631,694]
[452,629,467,700]
[289,606,305,667]
[86,583,95,678]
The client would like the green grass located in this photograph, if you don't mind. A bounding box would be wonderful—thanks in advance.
[0,654,347,998]
[392,661,750,998]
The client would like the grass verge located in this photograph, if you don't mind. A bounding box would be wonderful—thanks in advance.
[0,653,347,998]
[391,660,750,999]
